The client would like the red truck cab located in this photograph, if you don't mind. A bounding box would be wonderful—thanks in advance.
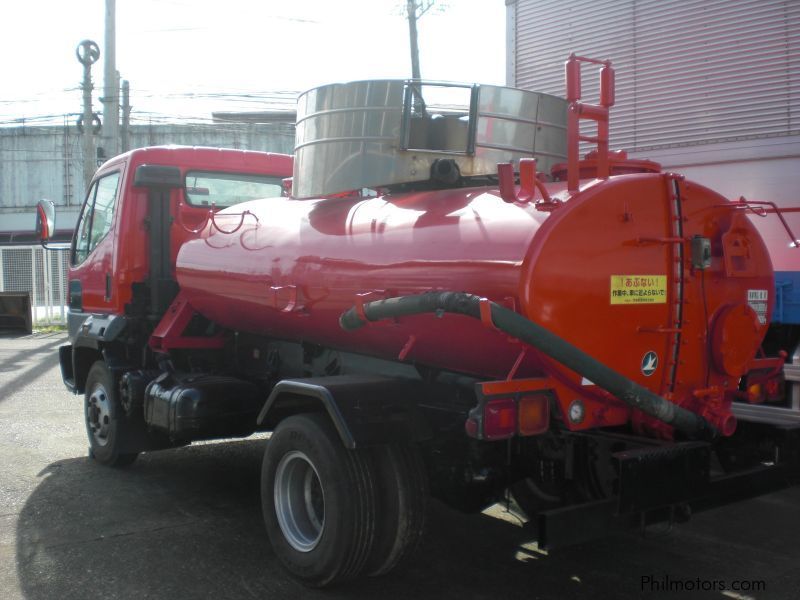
[55,145,292,390]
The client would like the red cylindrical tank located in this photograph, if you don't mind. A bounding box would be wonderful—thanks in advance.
[176,172,773,435]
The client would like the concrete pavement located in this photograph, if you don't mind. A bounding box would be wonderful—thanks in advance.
[1,332,799,599]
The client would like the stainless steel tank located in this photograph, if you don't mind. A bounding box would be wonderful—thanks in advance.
[292,80,568,198]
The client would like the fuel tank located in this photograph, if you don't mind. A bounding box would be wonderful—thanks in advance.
[176,173,773,432]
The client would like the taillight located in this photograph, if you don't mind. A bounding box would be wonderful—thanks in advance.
[483,398,516,440]
[746,382,764,404]
[465,394,551,440]
[519,393,549,436]
[745,372,785,404]
[765,377,784,402]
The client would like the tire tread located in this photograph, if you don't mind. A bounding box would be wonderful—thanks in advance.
[365,444,428,576]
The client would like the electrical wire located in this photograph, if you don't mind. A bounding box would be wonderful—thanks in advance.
[0,87,300,127]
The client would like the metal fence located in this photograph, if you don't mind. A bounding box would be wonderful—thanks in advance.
[0,245,69,325]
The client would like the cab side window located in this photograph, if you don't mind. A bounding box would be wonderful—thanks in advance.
[72,172,121,265]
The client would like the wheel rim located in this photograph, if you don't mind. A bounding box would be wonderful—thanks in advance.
[87,383,111,447]
[274,450,325,552]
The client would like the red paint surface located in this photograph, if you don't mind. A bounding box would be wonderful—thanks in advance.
[176,172,773,434]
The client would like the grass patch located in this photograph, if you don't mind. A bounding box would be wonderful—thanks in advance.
[33,324,67,334]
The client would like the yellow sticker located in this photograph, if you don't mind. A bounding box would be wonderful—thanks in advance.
[610,275,667,305]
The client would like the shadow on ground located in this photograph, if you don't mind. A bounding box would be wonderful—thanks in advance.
[15,439,800,600]
[0,334,63,373]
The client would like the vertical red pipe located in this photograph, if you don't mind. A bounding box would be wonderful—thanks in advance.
[565,55,581,193]
[597,64,615,180]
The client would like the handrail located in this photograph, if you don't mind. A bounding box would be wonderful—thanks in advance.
[176,201,259,235]
[714,197,800,247]
[175,201,211,234]
[209,208,258,234]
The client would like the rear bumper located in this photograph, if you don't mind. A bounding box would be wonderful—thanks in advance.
[533,430,800,551]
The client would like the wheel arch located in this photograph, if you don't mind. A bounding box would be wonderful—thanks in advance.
[257,375,433,449]
[67,313,131,394]
[72,346,103,393]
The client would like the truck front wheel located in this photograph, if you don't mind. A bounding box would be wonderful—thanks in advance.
[84,361,138,467]
[261,413,377,587]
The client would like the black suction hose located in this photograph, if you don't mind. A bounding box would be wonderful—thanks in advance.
[340,291,717,441]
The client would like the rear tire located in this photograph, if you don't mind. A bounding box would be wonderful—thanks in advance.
[365,444,428,576]
[261,413,377,587]
[84,361,138,468]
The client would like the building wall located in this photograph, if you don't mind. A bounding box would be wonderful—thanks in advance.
[0,122,295,232]
[507,0,799,153]
[507,0,799,270]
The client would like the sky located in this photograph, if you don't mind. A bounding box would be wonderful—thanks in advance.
[1,0,507,126]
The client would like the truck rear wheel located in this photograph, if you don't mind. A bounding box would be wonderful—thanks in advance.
[261,413,377,587]
[364,444,428,576]
[84,361,138,467]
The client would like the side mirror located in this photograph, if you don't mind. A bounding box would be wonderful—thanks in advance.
[36,199,55,244]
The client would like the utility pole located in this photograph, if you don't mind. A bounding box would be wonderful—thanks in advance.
[62,115,73,206]
[404,1,442,80]
[121,79,131,152]
[101,0,119,159]
[407,0,421,81]
[76,39,100,192]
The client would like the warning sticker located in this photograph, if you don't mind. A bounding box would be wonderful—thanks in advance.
[747,289,768,324]
[610,275,667,305]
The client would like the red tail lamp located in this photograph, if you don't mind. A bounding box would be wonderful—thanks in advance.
[765,377,783,401]
[465,394,551,440]
[483,398,516,440]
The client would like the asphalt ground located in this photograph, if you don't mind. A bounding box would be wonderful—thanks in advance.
[1,331,799,600]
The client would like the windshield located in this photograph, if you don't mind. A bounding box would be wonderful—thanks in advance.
[184,171,284,208]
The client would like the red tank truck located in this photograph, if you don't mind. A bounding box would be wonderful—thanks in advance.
[38,59,800,588]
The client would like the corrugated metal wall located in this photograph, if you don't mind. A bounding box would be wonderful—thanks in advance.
[510,0,799,152]
[0,122,295,212]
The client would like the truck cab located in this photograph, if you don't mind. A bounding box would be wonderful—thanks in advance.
[40,145,292,392]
